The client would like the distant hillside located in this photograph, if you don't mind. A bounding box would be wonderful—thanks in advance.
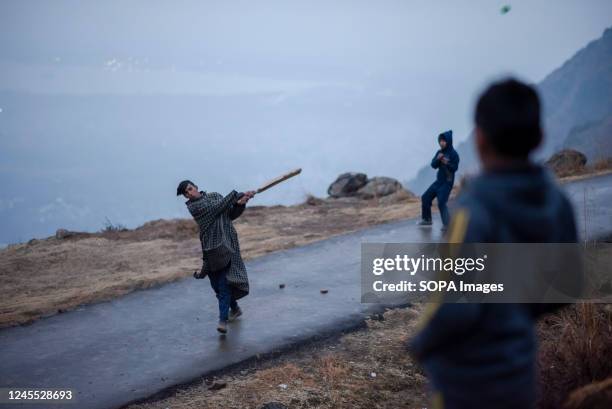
[563,115,612,161]
[408,27,612,193]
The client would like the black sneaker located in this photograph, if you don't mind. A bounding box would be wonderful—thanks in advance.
[217,321,228,334]
[229,308,242,322]
[417,219,433,227]
[441,225,448,233]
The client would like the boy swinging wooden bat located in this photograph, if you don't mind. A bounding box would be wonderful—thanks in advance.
[176,168,301,334]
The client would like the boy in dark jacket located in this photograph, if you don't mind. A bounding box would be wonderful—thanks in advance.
[409,79,577,408]
[419,130,460,230]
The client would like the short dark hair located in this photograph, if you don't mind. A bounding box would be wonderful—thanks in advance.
[475,78,542,157]
[176,180,196,196]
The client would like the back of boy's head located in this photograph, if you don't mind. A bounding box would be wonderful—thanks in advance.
[475,78,542,157]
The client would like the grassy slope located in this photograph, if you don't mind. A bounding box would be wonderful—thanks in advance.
[0,193,421,328]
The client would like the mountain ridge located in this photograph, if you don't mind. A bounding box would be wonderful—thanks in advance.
[408,27,612,193]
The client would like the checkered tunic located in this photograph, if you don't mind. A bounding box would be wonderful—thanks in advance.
[186,190,249,298]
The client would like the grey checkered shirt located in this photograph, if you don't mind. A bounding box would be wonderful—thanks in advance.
[186,190,249,297]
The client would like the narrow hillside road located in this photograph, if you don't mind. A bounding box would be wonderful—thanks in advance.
[0,175,609,409]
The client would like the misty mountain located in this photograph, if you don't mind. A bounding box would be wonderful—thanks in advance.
[563,116,612,161]
[408,26,612,193]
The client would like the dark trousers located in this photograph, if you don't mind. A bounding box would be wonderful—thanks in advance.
[208,268,238,322]
[421,181,453,226]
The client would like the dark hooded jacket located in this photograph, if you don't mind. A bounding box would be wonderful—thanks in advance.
[450,164,577,242]
[409,164,577,407]
[431,130,460,185]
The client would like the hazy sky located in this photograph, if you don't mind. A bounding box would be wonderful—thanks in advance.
[3,1,611,129]
[1,1,611,245]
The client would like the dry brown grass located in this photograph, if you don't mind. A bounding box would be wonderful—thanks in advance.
[0,194,421,328]
[537,304,612,409]
[592,157,612,172]
[127,307,428,409]
[0,237,198,327]
[564,377,612,409]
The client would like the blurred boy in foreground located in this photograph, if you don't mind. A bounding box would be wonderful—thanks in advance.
[409,79,577,409]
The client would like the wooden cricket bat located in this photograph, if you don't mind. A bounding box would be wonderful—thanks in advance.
[256,168,302,194]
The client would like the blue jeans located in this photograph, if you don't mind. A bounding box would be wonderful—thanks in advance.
[421,181,453,226]
[208,268,238,322]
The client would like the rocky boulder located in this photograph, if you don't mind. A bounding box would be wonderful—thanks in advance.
[328,172,414,200]
[356,176,403,199]
[327,172,368,198]
[546,149,587,177]
[378,188,418,204]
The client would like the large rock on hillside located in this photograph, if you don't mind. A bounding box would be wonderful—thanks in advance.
[378,187,417,204]
[356,176,403,199]
[327,172,368,198]
[328,173,413,200]
[546,149,587,177]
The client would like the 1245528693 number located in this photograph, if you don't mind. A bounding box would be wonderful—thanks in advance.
[5,389,73,401]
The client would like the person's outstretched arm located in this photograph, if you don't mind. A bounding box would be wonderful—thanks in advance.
[409,203,490,360]
[228,190,256,220]
[409,303,482,360]
[188,191,239,230]
[228,194,246,220]
[208,191,240,219]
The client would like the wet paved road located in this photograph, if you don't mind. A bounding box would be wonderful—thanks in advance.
[0,174,610,409]
[563,173,612,240]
